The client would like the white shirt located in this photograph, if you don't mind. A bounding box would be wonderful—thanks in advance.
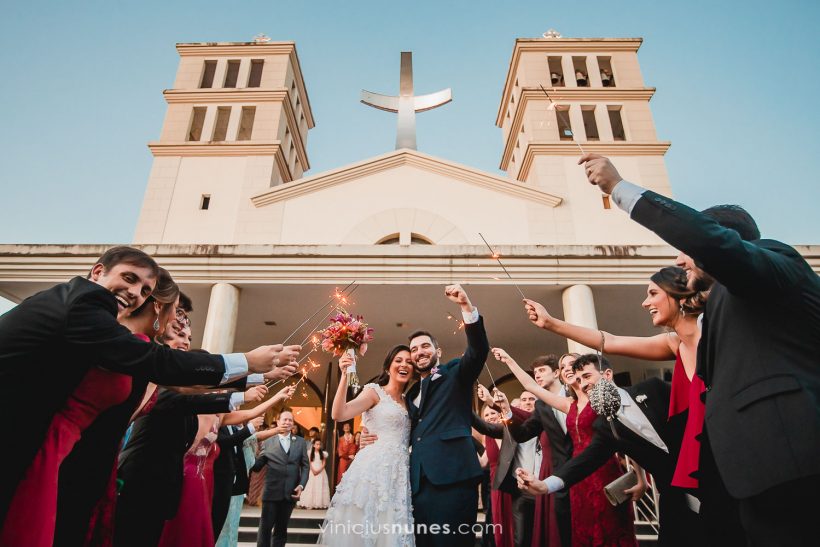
[513,437,543,498]
[412,307,479,408]
[615,388,668,453]
[278,433,291,453]
[554,385,569,434]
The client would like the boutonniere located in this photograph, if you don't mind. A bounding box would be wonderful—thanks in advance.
[635,394,648,404]
[431,366,440,375]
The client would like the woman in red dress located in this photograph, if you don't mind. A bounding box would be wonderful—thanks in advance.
[336,422,357,485]
[520,266,707,489]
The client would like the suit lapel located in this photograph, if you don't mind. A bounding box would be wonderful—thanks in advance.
[418,375,433,413]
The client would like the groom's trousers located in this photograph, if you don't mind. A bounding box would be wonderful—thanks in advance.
[413,475,479,547]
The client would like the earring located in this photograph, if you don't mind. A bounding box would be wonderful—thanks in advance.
[153,316,160,331]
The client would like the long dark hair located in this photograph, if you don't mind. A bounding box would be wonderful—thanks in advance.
[376,344,412,386]
[650,266,706,315]
[310,439,325,462]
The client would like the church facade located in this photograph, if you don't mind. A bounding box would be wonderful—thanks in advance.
[2,34,817,415]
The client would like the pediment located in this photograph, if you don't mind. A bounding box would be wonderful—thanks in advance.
[250,148,562,208]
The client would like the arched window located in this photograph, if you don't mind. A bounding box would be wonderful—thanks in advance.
[376,233,433,245]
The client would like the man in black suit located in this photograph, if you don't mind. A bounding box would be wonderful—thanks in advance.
[252,408,309,547]
[404,284,490,547]
[505,355,573,547]
[581,155,820,545]
[0,246,291,521]
[517,354,701,546]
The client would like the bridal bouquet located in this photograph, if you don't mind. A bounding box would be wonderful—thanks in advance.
[319,311,374,394]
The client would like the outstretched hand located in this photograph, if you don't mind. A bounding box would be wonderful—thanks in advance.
[274,385,296,402]
[244,385,268,403]
[491,347,513,366]
[523,299,553,329]
[578,153,622,195]
[477,384,492,403]
[516,468,548,496]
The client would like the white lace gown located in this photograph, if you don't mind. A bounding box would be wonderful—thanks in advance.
[319,383,414,546]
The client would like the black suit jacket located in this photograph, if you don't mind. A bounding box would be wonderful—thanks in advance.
[631,191,820,498]
[472,413,518,493]
[117,389,232,518]
[405,317,490,491]
[0,277,226,520]
[252,435,309,502]
[508,400,573,474]
[215,425,254,495]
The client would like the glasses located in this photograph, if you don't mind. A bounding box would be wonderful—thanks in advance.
[175,308,191,328]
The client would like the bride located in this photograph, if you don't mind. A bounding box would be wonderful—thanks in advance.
[319,345,415,546]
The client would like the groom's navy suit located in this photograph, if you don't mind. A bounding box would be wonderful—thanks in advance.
[406,317,490,547]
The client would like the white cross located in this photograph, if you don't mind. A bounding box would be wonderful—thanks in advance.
[361,52,452,150]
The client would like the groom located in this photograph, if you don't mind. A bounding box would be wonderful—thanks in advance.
[360,284,489,545]
[406,284,490,546]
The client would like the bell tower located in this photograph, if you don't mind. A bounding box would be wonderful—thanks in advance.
[496,32,672,244]
[134,35,314,243]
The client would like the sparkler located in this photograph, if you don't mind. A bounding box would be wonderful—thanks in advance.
[281,281,356,345]
[264,286,359,389]
[539,85,586,156]
[478,233,526,299]
[538,85,610,209]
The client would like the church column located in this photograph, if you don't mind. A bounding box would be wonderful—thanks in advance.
[561,284,599,354]
[201,283,240,353]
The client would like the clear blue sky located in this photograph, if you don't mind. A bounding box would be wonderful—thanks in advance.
[1,0,818,246]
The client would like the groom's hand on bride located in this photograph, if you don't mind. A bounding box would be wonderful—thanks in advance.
[358,427,378,448]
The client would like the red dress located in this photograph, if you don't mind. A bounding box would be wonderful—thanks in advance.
[1,366,132,547]
[668,351,707,488]
[158,423,221,547]
[485,435,514,547]
[567,401,638,547]
[336,434,357,485]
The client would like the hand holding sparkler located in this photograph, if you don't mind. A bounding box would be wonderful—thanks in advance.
[578,153,623,196]
[523,298,555,330]
[244,385,269,404]
[263,363,298,383]
[275,384,297,402]
[444,284,475,314]
[244,344,288,374]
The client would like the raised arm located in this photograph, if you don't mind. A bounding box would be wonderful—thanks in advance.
[444,285,490,386]
[523,299,675,361]
[222,385,295,426]
[492,347,573,415]
[331,353,379,422]
[580,153,809,296]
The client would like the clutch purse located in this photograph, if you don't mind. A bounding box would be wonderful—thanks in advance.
[603,470,637,506]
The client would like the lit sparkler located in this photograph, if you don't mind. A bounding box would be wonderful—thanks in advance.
[478,233,526,299]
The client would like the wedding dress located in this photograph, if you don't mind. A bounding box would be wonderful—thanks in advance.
[319,383,414,546]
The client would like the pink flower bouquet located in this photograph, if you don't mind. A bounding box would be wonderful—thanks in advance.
[319,311,374,392]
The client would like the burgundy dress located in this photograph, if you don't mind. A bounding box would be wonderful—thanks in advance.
[567,401,638,547]
[668,351,707,488]
[484,435,514,547]
[157,421,221,547]
[1,367,132,547]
